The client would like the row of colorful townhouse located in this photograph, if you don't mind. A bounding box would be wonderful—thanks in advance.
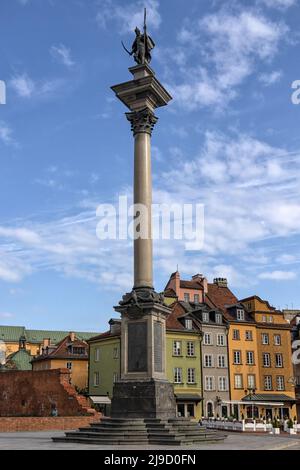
[88,272,299,422]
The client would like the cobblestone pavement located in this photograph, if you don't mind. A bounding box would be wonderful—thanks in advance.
[0,431,299,450]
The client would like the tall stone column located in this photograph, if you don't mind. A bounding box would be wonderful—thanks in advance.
[128,108,157,289]
[110,64,176,419]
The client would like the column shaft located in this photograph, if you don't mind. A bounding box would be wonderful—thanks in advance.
[134,132,153,288]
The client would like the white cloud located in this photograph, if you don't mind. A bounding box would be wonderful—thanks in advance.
[259,70,282,86]
[96,0,161,32]
[276,254,297,264]
[259,0,297,9]
[169,9,288,110]
[10,74,35,98]
[10,73,68,100]
[0,227,41,245]
[258,270,297,280]
[0,122,14,146]
[50,44,75,68]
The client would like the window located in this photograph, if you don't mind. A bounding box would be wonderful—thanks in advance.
[218,355,226,368]
[217,334,226,346]
[204,354,213,368]
[262,315,267,322]
[204,333,212,345]
[233,350,241,365]
[246,351,255,365]
[202,312,209,323]
[248,374,256,389]
[276,376,285,391]
[263,353,271,367]
[262,333,269,345]
[66,362,72,370]
[218,377,228,391]
[205,376,215,391]
[72,347,85,355]
[194,294,200,304]
[233,329,240,340]
[113,347,119,359]
[187,341,195,357]
[267,316,273,323]
[274,335,281,346]
[184,293,190,303]
[245,330,253,341]
[94,348,100,362]
[93,372,100,386]
[234,374,243,389]
[275,353,283,368]
[215,313,222,324]
[264,375,273,391]
[113,372,118,383]
[173,341,182,356]
[187,368,196,384]
[174,368,183,384]
[237,309,245,321]
[185,319,193,330]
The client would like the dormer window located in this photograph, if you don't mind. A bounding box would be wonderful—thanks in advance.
[215,313,222,324]
[194,294,200,304]
[185,319,193,330]
[184,293,190,303]
[202,312,209,323]
[237,309,245,321]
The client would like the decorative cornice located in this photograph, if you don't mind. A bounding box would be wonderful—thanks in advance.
[126,108,158,136]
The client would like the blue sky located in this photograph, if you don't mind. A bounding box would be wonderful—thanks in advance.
[0,0,300,332]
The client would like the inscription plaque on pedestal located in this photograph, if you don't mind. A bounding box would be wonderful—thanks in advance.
[128,322,147,372]
[154,321,163,372]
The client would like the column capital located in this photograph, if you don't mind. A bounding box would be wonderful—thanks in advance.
[126,108,158,136]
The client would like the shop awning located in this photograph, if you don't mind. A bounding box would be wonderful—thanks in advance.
[89,396,111,405]
[242,394,296,404]
[175,394,203,403]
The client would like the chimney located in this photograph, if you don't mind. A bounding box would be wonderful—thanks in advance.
[174,271,180,295]
[214,278,228,288]
[42,338,51,349]
[192,274,208,294]
[69,332,76,342]
[109,319,121,335]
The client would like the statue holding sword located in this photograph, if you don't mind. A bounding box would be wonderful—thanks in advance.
[122,8,155,65]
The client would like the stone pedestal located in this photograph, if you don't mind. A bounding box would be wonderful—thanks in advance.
[111,289,176,419]
[111,380,176,419]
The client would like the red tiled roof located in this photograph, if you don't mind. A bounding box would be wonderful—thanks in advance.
[166,303,186,330]
[164,288,177,297]
[180,280,203,290]
[32,334,88,362]
[206,283,238,314]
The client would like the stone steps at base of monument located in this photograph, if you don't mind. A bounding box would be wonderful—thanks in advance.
[53,433,225,446]
[52,418,226,446]
[72,430,214,440]
[65,432,149,441]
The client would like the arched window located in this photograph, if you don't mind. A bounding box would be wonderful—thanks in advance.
[207,401,214,418]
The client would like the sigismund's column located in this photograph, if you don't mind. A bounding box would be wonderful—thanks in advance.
[110,33,176,418]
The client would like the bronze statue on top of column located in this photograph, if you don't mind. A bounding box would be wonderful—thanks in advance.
[122,8,155,65]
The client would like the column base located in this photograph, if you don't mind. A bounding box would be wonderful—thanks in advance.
[111,379,176,419]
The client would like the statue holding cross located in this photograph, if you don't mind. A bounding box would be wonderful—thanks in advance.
[122,8,155,65]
